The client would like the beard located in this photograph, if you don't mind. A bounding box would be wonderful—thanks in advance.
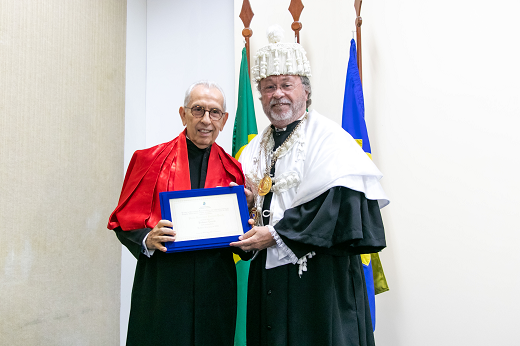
[262,97,306,126]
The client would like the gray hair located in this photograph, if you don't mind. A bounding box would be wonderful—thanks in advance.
[299,76,312,109]
[256,75,312,109]
[183,80,227,111]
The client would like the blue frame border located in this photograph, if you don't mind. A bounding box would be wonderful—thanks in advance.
[159,185,250,253]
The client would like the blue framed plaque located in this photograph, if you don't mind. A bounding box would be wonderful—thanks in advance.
[159,185,250,253]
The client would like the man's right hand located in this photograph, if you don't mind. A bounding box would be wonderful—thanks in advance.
[145,220,176,252]
[229,226,275,252]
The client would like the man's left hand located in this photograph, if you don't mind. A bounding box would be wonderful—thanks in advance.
[230,226,275,252]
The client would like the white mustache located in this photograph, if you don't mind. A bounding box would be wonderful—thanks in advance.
[270,98,291,106]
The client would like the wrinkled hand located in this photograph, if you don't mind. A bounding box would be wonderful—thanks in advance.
[145,220,176,252]
[230,225,275,252]
[229,182,254,209]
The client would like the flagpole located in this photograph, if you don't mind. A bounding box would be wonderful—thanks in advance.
[289,0,304,43]
[354,0,363,84]
[239,0,254,77]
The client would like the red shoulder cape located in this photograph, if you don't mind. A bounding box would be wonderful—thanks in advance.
[107,130,245,230]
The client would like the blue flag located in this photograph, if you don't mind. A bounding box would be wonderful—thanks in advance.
[342,39,372,157]
[341,38,376,330]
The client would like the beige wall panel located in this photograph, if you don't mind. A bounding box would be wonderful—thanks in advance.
[0,0,126,344]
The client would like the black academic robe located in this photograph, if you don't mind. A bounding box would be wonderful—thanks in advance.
[247,122,386,346]
[116,140,242,346]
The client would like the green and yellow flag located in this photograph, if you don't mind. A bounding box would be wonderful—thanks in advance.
[232,47,257,346]
[232,48,258,160]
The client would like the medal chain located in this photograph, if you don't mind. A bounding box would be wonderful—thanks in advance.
[262,113,307,179]
[258,113,307,197]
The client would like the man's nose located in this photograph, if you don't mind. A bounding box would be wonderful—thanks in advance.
[272,86,284,98]
[200,110,212,123]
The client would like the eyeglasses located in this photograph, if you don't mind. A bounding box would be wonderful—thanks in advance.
[261,83,302,95]
[187,105,225,120]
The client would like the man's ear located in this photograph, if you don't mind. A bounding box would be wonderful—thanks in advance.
[219,112,229,131]
[179,106,187,126]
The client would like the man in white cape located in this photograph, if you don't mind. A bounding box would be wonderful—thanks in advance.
[231,26,389,346]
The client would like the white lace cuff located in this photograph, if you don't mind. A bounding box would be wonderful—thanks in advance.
[267,225,298,264]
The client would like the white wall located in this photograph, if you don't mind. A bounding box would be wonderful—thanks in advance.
[234,0,520,345]
[145,0,236,150]
[122,0,236,344]
[364,1,520,345]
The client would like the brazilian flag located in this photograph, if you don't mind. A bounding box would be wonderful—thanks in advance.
[232,47,257,346]
[341,38,389,331]
[232,48,258,160]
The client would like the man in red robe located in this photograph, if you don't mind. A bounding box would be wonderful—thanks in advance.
[108,81,247,346]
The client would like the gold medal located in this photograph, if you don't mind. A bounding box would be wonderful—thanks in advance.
[258,175,272,196]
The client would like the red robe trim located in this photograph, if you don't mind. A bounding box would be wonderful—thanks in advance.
[108,129,245,231]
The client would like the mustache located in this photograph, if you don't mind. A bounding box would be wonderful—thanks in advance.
[270,98,291,106]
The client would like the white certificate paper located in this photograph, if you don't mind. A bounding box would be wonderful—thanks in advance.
[169,193,244,242]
